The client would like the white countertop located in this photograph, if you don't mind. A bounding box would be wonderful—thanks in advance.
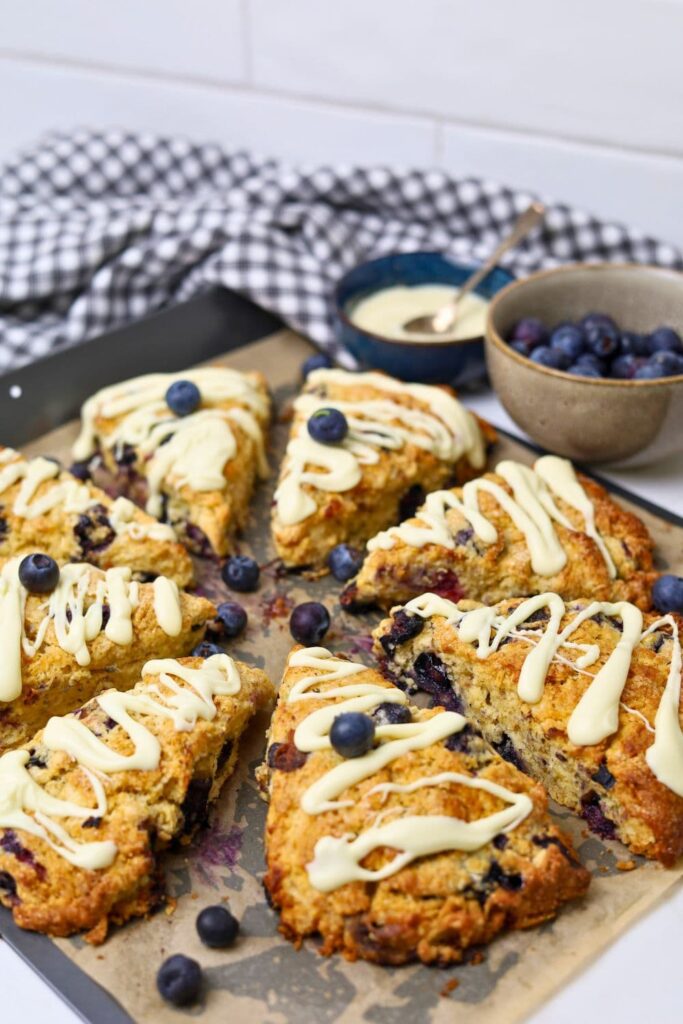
[1,391,681,1024]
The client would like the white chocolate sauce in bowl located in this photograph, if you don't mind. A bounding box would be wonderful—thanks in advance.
[349,285,489,342]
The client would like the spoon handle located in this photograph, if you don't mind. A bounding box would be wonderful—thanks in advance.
[433,201,545,333]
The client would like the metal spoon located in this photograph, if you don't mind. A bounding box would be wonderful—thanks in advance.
[403,201,546,336]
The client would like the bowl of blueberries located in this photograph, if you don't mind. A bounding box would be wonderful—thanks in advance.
[485,263,683,465]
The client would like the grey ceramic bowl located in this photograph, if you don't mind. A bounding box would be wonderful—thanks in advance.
[485,263,683,466]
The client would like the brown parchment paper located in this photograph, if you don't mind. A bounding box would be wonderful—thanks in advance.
[19,330,683,1024]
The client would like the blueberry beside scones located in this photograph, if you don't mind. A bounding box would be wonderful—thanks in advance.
[272,368,496,569]
[259,646,589,965]
[374,593,683,865]
[342,455,656,612]
[0,654,274,942]
[0,448,194,586]
[71,367,271,557]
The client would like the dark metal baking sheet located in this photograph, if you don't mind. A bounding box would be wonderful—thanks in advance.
[0,285,680,1024]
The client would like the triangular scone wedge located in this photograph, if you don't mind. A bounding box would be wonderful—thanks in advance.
[342,456,655,612]
[271,368,495,569]
[260,646,589,965]
[374,593,683,865]
[0,448,193,586]
[0,559,216,753]
[71,367,271,557]
[0,654,274,942]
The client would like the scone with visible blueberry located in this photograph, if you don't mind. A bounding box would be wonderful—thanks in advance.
[71,367,271,557]
[0,448,194,586]
[342,456,655,611]
[0,553,215,753]
[272,368,495,569]
[374,592,683,865]
[260,646,589,965]
[0,654,274,942]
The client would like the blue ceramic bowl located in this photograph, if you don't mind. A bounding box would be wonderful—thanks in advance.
[334,252,515,384]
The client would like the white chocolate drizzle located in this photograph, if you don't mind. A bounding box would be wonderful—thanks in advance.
[402,592,683,798]
[0,655,241,870]
[368,455,616,579]
[72,369,269,520]
[0,560,184,703]
[274,369,485,527]
[285,647,532,892]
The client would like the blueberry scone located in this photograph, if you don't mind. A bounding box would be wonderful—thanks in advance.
[342,455,656,611]
[0,555,215,753]
[0,448,193,586]
[374,593,683,865]
[259,646,589,965]
[71,367,271,557]
[0,654,274,942]
[272,369,495,569]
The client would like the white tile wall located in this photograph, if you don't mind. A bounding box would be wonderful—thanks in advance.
[0,0,682,246]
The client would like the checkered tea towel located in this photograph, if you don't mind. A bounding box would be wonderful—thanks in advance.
[0,128,681,372]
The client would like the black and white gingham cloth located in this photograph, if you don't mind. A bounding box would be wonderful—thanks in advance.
[0,128,681,373]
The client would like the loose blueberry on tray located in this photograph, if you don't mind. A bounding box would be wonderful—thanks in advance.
[157,954,202,1007]
[18,553,60,594]
[192,641,225,658]
[328,543,363,581]
[330,712,376,758]
[165,379,201,417]
[505,315,683,379]
[222,555,260,592]
[302,352,333,378]
[307,407,348,444]
[214,601,248,638]
[196,905,240,948]
[652,574,683,614]
[290,601,330,645]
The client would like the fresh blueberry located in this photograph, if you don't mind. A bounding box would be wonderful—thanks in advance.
[573,353,606,375]
[290,601,330,645]
[372,702,412,726]
[529,346,568,370]
[215,601,248,638]
[302,352,333,378]
[619,331,649,357]
[330,712,376,758]
[549,324,585,362]
[165,379,201,417]
[192,641,225,658]
[156,954,202,1007]
[652,574,683,614]
[633,362,665,380]
[649,350,683,376]
[566,363,603,378]
[327,544,363,582]
[585,322,620,358]
[647,326,683,354]
[307,408,348,444]
[509,340,532,357]
[222,555,260,592]
[69,460,92,481]
[196,905,239,948]
[509,317,547,348]
[580,313,618,333]
[611,354,644,379]
[18,553,60,594]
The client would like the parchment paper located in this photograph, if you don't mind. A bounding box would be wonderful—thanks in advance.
[19,330,683,1024]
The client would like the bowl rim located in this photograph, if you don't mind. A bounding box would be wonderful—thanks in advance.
[334,251,515,350]
[486,261,683,386]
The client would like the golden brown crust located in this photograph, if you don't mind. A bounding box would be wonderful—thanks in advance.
[272,373,496,569]
[0,448,194,586]
[374,601,683,866]
[89,369,271,557]
[345,469,655,611]
[0,580,215,753]
[0,657,274,942]
[262,647,589,965]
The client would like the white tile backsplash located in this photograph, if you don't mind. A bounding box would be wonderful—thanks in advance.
[0,0,682,247]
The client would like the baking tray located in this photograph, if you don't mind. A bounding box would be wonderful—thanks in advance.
[0,287,681,1024]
